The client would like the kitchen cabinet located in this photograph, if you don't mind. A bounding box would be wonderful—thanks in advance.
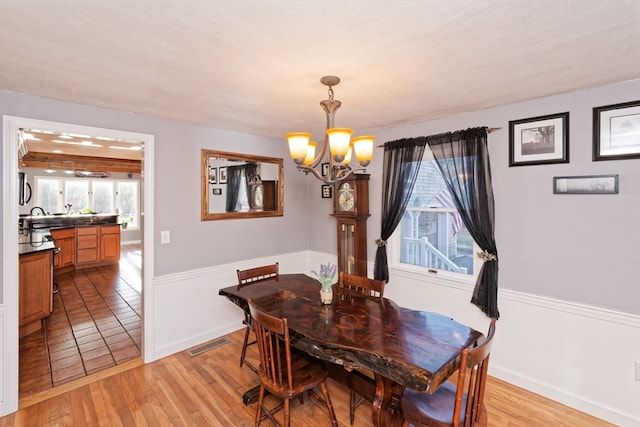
[76,226,99,264]
[19,249,53,337]
[100,224,121,262]
[75,224,121,267]
[50,227,75,272]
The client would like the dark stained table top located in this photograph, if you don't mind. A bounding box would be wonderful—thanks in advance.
[219,273,483,393]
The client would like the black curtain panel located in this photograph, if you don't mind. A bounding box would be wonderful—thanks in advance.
[225,165,244,212]
[426,127,499,319]
[373,137,428,282]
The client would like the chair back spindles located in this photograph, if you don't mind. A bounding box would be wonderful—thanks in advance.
[337,271,386,425]
[248,299,338,426]
[235,263,280,373]
[337,271,386,298]
[237,262,279,286]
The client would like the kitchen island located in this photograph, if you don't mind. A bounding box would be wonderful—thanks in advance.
[21,214,121,274]
[18,233,56,337]
[18,214,122,337]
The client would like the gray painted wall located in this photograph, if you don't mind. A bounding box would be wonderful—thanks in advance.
[3,78,639,314]
[1,90,312,284]
[315,79,639,314]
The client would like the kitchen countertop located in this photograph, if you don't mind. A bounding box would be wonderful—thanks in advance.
[19,231,56,256]
[22,213,119,230]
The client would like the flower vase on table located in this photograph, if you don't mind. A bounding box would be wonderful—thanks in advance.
[312,263,336,305]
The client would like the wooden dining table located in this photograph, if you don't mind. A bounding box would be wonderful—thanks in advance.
[219,274,483,427]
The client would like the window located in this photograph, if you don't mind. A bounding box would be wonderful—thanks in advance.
[36,177,62,214]
[34,176,140,229]
[116,181,139,228]
[394,158,479,279]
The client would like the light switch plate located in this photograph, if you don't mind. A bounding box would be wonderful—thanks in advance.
[160,230,170,244]
[635,360,640,382]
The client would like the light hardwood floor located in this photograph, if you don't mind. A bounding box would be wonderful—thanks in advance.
[1,328,614,426]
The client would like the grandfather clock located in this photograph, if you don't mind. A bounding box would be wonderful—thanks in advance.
[332,174,370,277]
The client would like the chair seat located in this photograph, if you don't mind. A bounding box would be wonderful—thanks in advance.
[402,382,467,426]
[259,349,329,399]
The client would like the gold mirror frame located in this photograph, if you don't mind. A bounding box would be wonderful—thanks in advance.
[201,149,284,220]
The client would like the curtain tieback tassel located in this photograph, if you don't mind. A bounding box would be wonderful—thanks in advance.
[376,239,387,247]
[477,250,497,262]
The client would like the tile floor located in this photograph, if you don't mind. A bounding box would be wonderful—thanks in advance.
[19,244,142,399]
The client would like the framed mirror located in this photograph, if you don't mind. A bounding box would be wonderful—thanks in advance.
[201,149,284,220]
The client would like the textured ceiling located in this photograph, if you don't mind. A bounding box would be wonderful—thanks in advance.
[1,0,639,142]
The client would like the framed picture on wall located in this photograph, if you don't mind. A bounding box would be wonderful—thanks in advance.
[509,112,569,166]
[212,188,222,195]
[208,167,217,184]
[593,100,640,161]
[553,175,618,194]
[219,167,228,183]
[321,184,332,199]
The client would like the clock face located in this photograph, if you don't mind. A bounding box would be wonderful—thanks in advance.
[338,182,355,211]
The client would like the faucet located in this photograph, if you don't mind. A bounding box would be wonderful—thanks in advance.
[30,206,47,216]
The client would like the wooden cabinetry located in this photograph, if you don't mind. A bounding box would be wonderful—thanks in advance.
[263,181,277,211]
[19,249,53,337]
[76,226,99,264]
[49,224,121,272]
[100,225,121,262]
[50,228,75,272]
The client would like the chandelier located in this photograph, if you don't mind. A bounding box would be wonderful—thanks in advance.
[286,76,374,184]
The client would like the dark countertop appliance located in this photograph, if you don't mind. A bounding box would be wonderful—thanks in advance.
[19,171,32,206]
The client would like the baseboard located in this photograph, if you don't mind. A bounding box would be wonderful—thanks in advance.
[151,322,241,362]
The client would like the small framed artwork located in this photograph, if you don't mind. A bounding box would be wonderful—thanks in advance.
[212,188,222,195]
[321,162,330,177]
[593,100,640,161]
[321,184,332,199]
[553,174,618,194]
[509,112,569,167]
[208,167,217,184]
[219,167,228,184]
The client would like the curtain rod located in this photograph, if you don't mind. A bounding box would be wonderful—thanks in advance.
[376,127,503,147]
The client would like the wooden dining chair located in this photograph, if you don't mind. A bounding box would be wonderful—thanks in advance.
[236,263,279,373]
[337,271,386,425]
[337,271,386,299]
[248,299,338,427]
[400,319,497,427]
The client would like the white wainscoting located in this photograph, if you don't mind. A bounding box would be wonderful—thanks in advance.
[149,252,639,426]
[0,304,5,415]
[384,266,640,427]
[149,250,334,361]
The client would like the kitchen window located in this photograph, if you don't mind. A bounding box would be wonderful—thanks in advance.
[34,176,140,229]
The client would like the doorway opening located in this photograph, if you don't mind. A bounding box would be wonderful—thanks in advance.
[2,116,155,414]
